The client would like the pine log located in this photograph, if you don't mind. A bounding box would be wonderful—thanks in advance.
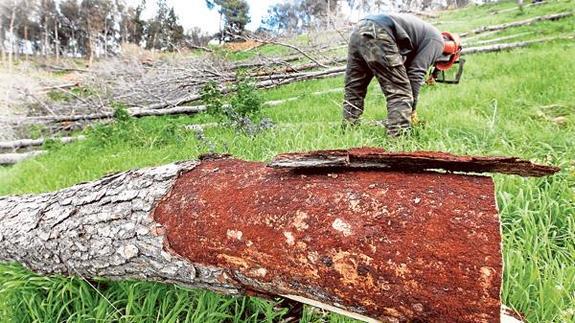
[0,149,557,321]
[0,135,85,150]
[490,1,547,14]
[464,32,534,46]
[399,9,438,19]
[459,12,573,37]
[19,105,207,124]
[461,35,574,55]
[0,151,45,166]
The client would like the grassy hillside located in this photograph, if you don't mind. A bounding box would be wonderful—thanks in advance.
[1,0,574,322]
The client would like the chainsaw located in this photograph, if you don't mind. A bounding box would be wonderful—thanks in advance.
[431,58,465,84]
[430,31,464,84]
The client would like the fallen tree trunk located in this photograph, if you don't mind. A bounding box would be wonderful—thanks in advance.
[464,31,534,46]
[459,12,573,37]
[0,148,558,321]
[461,35,574,55]
[399,9,438,19]
[0,151,45,166]
[490,1,547,14]
[0,135,85,150]
[14,105,207,124]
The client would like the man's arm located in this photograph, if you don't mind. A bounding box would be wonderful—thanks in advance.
[405,38,443,109]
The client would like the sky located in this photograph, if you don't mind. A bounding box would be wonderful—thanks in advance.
[127,0,285,34]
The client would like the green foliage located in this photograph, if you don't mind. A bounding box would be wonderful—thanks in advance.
[229,75,262,118]
[112,102,132,122]
[206,0,251,37]
[201,75,265,135]
[201,80,226,118]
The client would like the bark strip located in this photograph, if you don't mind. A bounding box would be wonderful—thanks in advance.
[269,147,560,177]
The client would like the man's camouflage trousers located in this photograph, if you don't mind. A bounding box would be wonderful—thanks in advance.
[342,20,414,136]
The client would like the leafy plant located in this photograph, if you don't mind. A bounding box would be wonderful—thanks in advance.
[201,75,270,136]
[229,74,262,117]
[112,102,132,122]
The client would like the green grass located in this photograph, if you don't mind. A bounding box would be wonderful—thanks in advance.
[1,0,575,322]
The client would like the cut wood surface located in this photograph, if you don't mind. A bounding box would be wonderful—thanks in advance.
[269,147,560,177]
[0,149,556,320]
[459,12,573,37]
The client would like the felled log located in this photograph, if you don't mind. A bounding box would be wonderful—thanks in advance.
[399,9,439,19]
[0,148,559,321]
[489,1,547,14]
[459,12,573,37]
[464,32,534,46]
[0,135,85,151]
[461,35,575,55]
[0,151,45,166]
[14,105,207,124]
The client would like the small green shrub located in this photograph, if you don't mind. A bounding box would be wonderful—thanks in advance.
[230,75,262,117]
[112,102,132,122]
[200,75,270,136]
[201,80,226,119]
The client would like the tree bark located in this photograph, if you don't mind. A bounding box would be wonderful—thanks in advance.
[0,161,236,294]
[8,1,16,71]
[1,149,556,321]
[0,16,5,66]
[54,17,59,63]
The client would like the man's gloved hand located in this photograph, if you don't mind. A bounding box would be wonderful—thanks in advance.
[411,110,420,125]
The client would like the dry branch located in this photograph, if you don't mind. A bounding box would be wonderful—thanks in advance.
[0,135,85,150]
[0,151,45,166]
[39,82,80,93]
[243,36,329,69]
[460,12,573,37]
[41,64,91,73]
[0,149,552,320]
[185,42,214,53]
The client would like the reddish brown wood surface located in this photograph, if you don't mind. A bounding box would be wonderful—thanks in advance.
[153,157,503,322]
[269,147,560,177]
